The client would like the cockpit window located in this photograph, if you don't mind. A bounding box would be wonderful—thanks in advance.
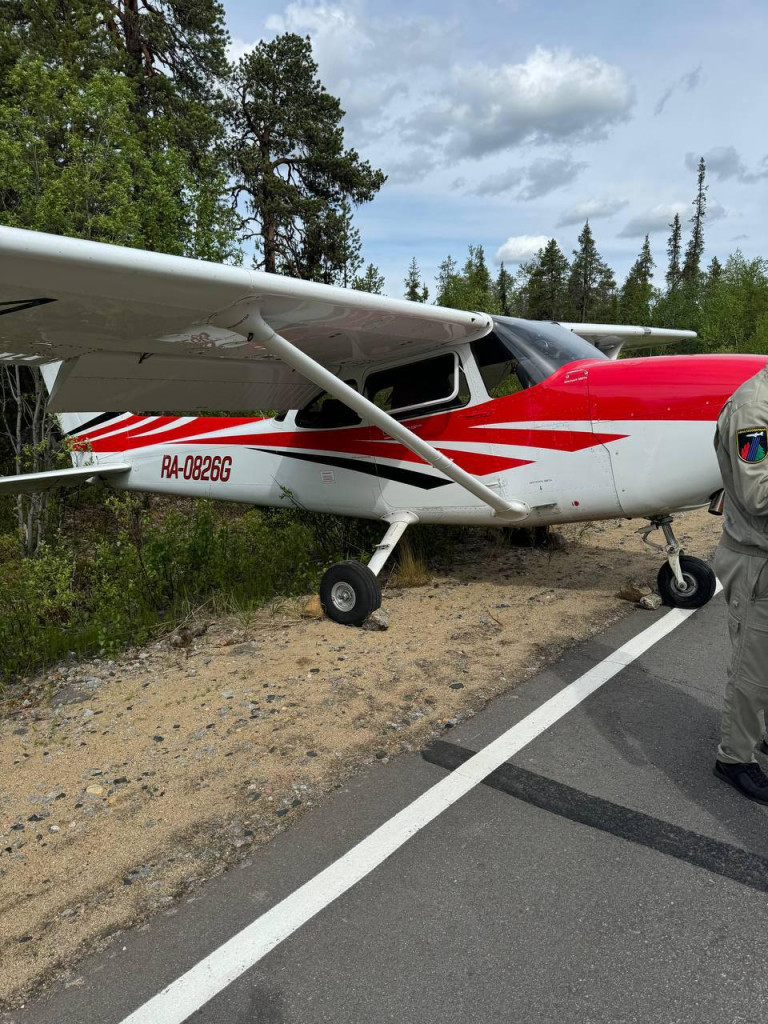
[364,353,469,418]
[474,317,608,392]
[472,333,529,397]
[295,381,361,429]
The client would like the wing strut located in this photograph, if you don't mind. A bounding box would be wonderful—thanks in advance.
[241,313,529,522]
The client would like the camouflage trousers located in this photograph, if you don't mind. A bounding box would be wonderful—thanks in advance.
[714,542,768,764]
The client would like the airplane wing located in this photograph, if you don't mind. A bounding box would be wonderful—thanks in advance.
[556,323,696,360]
[0,227,528,520]
[0,227,492,413]
[0,463,132,495]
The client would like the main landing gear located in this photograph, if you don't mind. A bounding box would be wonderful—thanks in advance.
[319,513,418,625]
[638,515,717,609]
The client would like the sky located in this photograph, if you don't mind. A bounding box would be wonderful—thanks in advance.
[222,0,768,295]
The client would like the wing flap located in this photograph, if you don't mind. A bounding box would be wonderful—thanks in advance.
[47,352,319,413]
[0,463,131,495]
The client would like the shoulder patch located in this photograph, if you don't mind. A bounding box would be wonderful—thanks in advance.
[738,427,768,464]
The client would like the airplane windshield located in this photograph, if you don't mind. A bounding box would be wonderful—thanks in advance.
[489,317,608,387]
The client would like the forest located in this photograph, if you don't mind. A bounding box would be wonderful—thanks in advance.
[1,0,767,686]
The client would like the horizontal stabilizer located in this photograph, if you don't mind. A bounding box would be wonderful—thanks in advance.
[557,323,696,359]
[0,462,131,495]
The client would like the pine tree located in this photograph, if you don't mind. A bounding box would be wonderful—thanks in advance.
[566,222,615,322]
[495,262,514,316]
[666,213,682,291]
[682,157,707,283]
[619,235,655,324]
[226,34,386,277]
[404,257,429,302]
[352,263,385,294]
[525,239,569,320]
[300,202,362,286]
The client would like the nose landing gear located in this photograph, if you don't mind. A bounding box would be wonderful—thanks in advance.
[638,515,717,609]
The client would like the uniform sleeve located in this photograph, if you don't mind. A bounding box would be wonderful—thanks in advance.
[726,397,768,516]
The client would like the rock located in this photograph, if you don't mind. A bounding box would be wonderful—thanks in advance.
[81,708,95,720]
[363,609,390,631]
[639,593,663,611]
[300,595,324,619]
[618,580,652,603]
[85,784,104,796]
[170,627,193,649]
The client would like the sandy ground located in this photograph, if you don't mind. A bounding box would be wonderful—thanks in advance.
[0,510,722,1008]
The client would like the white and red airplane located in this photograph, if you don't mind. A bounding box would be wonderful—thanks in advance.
[0,227,761,624]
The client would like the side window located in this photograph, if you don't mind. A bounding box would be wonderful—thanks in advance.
[364,353,469,417]
[295,381,361,429]
[471,334,531,397]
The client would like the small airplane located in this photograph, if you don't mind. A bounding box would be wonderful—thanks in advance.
[0,227,762,624]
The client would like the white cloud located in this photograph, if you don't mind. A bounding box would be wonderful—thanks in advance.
[233,6,634,188]
[408,47,633,158]
[471,156,586,199]
[654,65,703,115]
[227,36,258,63]
[495,235,553,264]
[557,197,629,226]
[685,147,768,184]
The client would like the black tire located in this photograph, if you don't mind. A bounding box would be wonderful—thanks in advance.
[657,555,717,609]
[319,560,382,626]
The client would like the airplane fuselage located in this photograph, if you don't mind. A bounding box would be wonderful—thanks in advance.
[70,352,768,527]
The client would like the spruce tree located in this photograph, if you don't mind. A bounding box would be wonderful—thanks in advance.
[619,235,655,324]
[566,222,615,322]
[404,257,429,302]
[435,255,460,307]
[495,262,514,316]
[525,239,569,320]
[706,255,723,286]
[352,263,385,294]
[226,34,385,277]
[462,245,495,310]
[434,248,498,311]
[682,157,707,283]
[666,214,682,291]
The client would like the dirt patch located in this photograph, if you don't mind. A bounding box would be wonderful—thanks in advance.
[0,510,722,1007]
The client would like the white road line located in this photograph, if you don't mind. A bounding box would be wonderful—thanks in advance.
[120,592,720,1024]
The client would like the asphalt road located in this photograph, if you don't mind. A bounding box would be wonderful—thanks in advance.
[7,591,768,1024]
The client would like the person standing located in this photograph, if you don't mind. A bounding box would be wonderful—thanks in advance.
[713,363,768,802]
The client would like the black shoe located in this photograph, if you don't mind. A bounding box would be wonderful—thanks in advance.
[714,760,768,805]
